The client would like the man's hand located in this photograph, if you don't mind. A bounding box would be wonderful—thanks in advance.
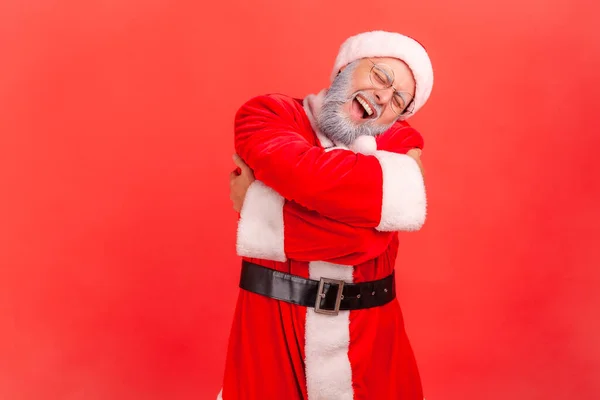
[230,154,256,213]
[407,148,425,178]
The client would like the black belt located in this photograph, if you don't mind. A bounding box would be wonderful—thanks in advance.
[239,260,396,316]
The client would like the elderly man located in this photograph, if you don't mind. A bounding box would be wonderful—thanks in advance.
[219,31,434,400]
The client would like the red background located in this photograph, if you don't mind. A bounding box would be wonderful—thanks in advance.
[1,0,599,399]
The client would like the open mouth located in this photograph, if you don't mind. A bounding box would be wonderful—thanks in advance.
[351,94,377,120]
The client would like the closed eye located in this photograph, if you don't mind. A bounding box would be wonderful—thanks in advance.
[393,93,406,110]
[373,66,393,86]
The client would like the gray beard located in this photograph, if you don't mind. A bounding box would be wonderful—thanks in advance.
[316,61,393,146]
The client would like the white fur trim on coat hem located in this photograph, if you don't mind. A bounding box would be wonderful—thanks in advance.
[374,151,427,231]
[305,261,354,400]
[236,180,287,262]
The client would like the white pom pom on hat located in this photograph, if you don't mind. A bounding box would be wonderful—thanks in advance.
[331,30,434,118]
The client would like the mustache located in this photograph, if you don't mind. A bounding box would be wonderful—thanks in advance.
[326,88,383,119]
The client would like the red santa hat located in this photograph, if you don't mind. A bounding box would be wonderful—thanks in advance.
[331,30,434,118]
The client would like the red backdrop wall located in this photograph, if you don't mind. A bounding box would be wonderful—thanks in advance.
[1,1,599,399]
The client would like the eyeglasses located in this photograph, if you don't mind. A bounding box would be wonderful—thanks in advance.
[368,59,415,116]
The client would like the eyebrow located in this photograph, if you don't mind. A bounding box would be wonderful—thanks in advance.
[377,65,394,84]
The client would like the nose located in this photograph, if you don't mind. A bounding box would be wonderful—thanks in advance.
[374,87,394,105]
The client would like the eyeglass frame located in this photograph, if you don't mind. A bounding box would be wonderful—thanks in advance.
[366,59,415,117]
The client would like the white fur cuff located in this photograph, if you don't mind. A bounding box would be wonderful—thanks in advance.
[236,181,287,262]
[374,151,427,231]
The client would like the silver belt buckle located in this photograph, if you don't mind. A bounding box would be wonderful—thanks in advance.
[314,278,344,316]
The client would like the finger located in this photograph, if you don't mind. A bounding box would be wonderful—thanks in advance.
[230,172,239,187]
[232,154,250,172]
[234,155,256,179]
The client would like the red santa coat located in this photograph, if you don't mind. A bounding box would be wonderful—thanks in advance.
[219,93,427,400]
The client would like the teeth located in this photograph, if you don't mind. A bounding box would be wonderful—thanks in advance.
[356,96,373,116]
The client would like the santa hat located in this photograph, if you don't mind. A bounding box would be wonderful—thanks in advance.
[331,30,434,118]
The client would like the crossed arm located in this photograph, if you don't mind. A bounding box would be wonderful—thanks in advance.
[230,94,427,265]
